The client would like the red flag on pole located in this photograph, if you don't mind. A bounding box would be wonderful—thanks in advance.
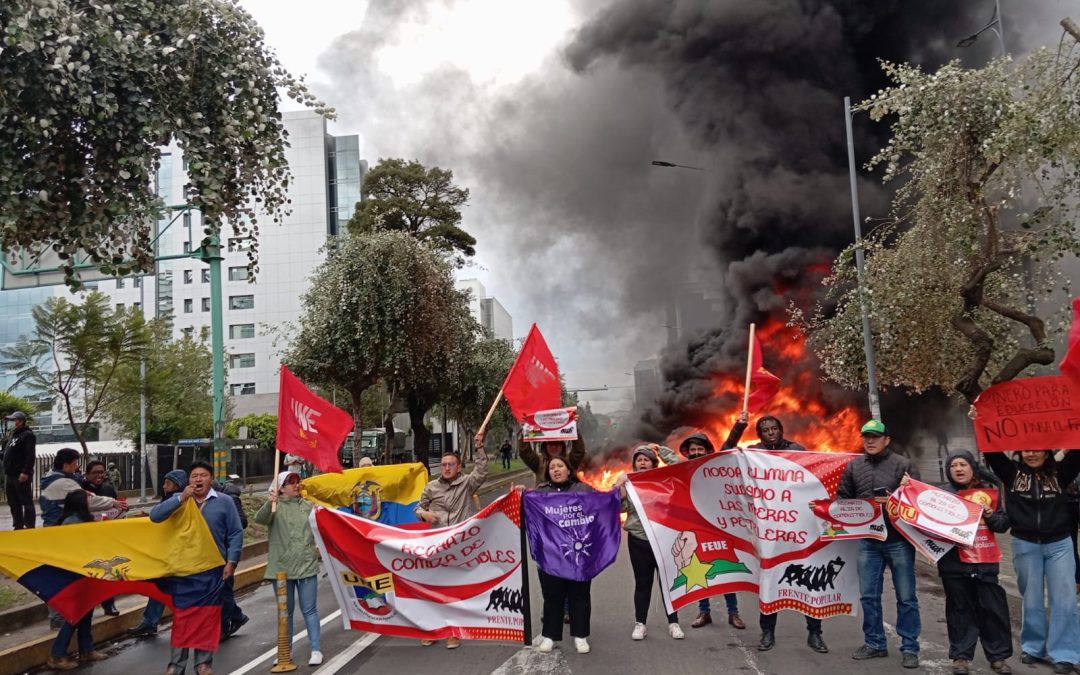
[276,366,352,473]
[1061,297,1080,382]
[747,334,780,413]
[501,324,561,421]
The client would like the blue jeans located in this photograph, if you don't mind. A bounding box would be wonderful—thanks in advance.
[697,594,738,614]
[274,575,321,652]
[1013,536,1080,664]
[141,598,166,627]
[857,538,920,654]
[52,612,93,657]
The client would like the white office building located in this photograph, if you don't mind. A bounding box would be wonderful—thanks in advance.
[455,278,513,342]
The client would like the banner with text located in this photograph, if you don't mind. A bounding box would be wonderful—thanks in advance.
[810,499,887,541]
[887,479,982,547]
[311,491,525,642]
[957,488,1002,564]
[521,407,579,443]
[626,449,861,618]
[972,375,1080,452]
[523,490,620,581]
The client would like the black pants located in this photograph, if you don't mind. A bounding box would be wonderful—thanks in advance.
[760,611,822,634]
[221,577,246,633]
[6,478,35,529]
[501,455,511,470]
[627,536,677,624]
[941,575,1012,662]
[538,570,591,640]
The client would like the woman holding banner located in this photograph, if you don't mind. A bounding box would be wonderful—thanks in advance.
[985,449,1080,674]
[932,451,1012,675]
[615,445,685,641]
[531,456,597,655]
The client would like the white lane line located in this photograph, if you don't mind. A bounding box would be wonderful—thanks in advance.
[490,646,572,675]
[228,609,342,675]
[311,632,380,675]
[728,627,766,675]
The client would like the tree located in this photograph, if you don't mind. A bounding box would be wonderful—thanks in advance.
[797,44,1080,403]
[283,231,474,466]
[226,413,277,449]
[101,322,213,445]
[0,392,37,422]
[434,335,515,460]
[0,292,148,455]
[1,0,332,286]
[348,158,475,262]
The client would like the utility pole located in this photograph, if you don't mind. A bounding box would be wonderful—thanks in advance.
[201,231,228,478]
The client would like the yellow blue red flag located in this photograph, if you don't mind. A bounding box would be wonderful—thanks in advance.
[302,463,426,525]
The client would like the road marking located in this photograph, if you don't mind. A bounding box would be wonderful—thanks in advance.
[227,609,342,675]
[726,625,765,675]
[312,631,380,674]
[490,646,572,674]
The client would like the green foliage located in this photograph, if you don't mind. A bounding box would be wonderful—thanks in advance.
[440,337,517,440]
[348,158,475,263]
[797,45,1080,402]
[226,413,277,449]
[0,392,37,422]
[101,321,213,445]
[0,0,332,286]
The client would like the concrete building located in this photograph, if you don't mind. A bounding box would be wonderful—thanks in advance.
[633,359,662,410]
[455,278,513,342]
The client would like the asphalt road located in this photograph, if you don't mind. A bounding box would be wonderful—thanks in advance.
[35,488,1011,675]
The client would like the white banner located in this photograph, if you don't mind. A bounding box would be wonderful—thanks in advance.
[521,407,578,442]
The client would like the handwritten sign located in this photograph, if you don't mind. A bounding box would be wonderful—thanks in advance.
[972,375,1080,452]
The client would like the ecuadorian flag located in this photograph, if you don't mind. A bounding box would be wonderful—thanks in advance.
[0,500,224,651]
[302,463,426,525]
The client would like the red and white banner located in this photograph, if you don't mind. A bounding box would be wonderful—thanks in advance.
[521,407,578,442]
[892,515,954,563]
[277,366,352,473]
[957,488,1002,564]
[626,449,861,619]
[972,375,1080,453]
[810,499,887,541]
[311,491,525,642]
[887,479,982,547]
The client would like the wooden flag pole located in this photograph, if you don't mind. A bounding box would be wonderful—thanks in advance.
[476,388,505,439]
[271,448,282,514]
[743,323,756,415]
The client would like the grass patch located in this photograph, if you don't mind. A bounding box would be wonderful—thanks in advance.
[0,582,33,611]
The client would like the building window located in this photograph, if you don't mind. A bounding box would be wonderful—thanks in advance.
[230,382,256,396]
[228,266,250,281]
[181,326,194,338]
[116,278,125,289]
[227,237,254,253]
[230,353,256,369]
[201,269,210,283]
[201,297,210,312]
[229,323,255,339]
[183,241,192,254]
[183,299,193,313]
[115,303,124,311]
[133,277,142,288]
[183,270,193,284]
[229,295,254,310]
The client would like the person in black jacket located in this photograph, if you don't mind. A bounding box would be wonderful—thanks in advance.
[933,451,1012,675]
[83,460,122,617]
[985,449,1080,674]
[3,411,36,529]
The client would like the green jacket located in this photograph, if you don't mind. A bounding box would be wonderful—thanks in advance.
[621,445,678,540]
[254,496,320,580]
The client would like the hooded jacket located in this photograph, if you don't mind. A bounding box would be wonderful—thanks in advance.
[39,470,118,526]
[936,450,1010,579]
[985,450,1080,544]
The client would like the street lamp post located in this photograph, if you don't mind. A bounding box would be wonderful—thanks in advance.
[956,0,1005,55]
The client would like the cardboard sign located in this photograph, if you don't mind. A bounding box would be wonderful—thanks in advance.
[522,406,578,442]
[892,514,955,563]
[957,488,1002,564]
[887,479,982,546]
[810,498,887,541]
[972,375,1080,452]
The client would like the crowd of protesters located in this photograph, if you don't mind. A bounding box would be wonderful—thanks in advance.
[8,404,1080,675]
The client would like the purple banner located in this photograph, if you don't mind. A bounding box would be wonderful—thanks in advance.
[523,490,621,581]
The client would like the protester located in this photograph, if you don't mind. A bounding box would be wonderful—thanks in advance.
[83,460,121,616]
[741,418,825,654]
[500,440,513,470]
[520,436,586,485]
[106,462,122,491]
[254,472,322,666]
[415,433,489,649]
[672,432,744,631]
[835,420,921,669]
[532,456,596,655]
[40,448,127,526]
[985,449,1080,674]
[46,491,108,670]
[214,474,250,638]
[151,461,243,675]
[357,457,374,468]
[3,411,36,529]
[928,451,1013,675]
[615,445,685,641]
[128,469,188,638]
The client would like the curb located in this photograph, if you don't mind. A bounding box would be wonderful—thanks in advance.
[0,469,532,674]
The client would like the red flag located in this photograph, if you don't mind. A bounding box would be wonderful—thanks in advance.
[1061,297,1080,382]
[501,324,561,421]
[276,367,352,473]
[747,334,780,413]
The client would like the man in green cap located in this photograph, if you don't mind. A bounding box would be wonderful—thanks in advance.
[836,420,922,669]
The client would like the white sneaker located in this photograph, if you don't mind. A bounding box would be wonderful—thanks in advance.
[574,637,590,654]
[631,622,647,640]
[537,637,555,653]
[309,650,323,666]
[669,623,685,639]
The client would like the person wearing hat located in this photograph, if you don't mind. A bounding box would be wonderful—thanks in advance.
[615,445,685,641]
[835,419,921,669]
[3,410,36,529]
[984,448,1080,674]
